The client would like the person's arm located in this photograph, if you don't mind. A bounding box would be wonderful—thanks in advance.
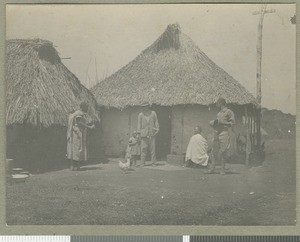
[218,110,235,126]
[129,137,137,146]
[96,111,101,124]
[217,116,230,125]
[218,120,231,125]
[77,116,95,129]
[153,111,159,135]
[228,110,235,131]
[137,113,142,136]
[79,121,95,129]
[229,110,235,126]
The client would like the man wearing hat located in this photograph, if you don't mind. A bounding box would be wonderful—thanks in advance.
[137,102,159,166]
[206,98,235,175]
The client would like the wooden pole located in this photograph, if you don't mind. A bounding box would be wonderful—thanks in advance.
[128,108,132,137]
[245,106,250,166]
[95,57,99,86]
[180,107,184,156]
[250,108,253,148]
[251,107,254,148]
[255,4,266,106]
[253,5,275,148]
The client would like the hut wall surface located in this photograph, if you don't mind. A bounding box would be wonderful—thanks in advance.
[6,124,105,173]
[170,105,246,158]
[101,105,247,160]
[6,124,69,173]
[101,106,172,158]
[171,105,217,155]
[101,108,135,157]
[87,123,106,163]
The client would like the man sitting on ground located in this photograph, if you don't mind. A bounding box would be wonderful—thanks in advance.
[184,126,209,168]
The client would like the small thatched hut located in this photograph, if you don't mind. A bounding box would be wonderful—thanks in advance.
[6,39,101,172]
[91,24,259,163]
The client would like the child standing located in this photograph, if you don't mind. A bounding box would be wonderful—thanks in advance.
[126,131,141,167]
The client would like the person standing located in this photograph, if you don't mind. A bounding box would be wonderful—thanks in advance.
[126,131,141,167]
[137,102,159,167]
[67,102,95,171]
[206,98,235,175]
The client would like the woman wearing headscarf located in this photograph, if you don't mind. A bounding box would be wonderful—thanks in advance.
[67,102,95,171]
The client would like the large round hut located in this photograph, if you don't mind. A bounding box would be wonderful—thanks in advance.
[6,39,101,172]
[91,24,259,163]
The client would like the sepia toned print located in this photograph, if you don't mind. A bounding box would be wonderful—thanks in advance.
[5,4,296,225]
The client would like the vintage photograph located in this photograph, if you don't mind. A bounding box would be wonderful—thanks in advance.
[5,4,296,225]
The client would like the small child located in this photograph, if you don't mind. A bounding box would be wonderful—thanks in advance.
[126,131,141,167]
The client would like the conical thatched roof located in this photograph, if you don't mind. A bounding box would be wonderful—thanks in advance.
[6,39,98,127]
[91,24,256,109]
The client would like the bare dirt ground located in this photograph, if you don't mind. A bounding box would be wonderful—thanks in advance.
[6,139,295,225]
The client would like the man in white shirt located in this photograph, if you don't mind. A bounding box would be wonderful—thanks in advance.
[137,102,159,167]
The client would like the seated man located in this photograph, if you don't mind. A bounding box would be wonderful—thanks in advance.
[184,126,209,168]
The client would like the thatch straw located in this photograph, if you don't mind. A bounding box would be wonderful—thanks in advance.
[91,24,256,109]
[6,39,98,127]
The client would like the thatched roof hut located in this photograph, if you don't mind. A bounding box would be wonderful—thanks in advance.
[6,39,101,172]
[6,39,98,128]
[91,24,258,162]
[92,23,255,109]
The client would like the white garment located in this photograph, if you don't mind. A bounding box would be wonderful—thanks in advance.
[185,134,209,166]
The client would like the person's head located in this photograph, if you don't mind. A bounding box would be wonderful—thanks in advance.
[141,102,151,112]
[194,125,202,134]
[216,97,226,109]
[133,131,138,137]
[80,101,89,113]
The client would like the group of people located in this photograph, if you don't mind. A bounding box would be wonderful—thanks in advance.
[67,98,235,175]
[122,98,235,174]
[67,101,160,171]
[185,98,235,174]
[119,102,160,171]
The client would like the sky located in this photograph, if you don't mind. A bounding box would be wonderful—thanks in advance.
[6,4,296,114]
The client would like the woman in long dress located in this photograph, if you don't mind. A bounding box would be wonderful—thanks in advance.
[67,102,95,171]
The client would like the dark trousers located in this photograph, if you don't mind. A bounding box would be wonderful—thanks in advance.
[130,155,138,166]
[141,137,156,165]
[209,133,228,172]
[209,150,226,171]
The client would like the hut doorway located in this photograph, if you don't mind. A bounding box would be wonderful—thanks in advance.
[6,124,69,173]
[152,105,172,160]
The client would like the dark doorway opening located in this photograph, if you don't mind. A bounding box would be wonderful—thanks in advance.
[152,105,172,160]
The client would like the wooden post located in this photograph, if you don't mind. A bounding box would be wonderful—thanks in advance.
[180,106,184,156]
[95,57,99,85]
[251,107,255,149]
[253,5,275,148]
[128,108,132,138]
[170,107,173,155]
[245,106,250,166]
[249,107,252,148]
